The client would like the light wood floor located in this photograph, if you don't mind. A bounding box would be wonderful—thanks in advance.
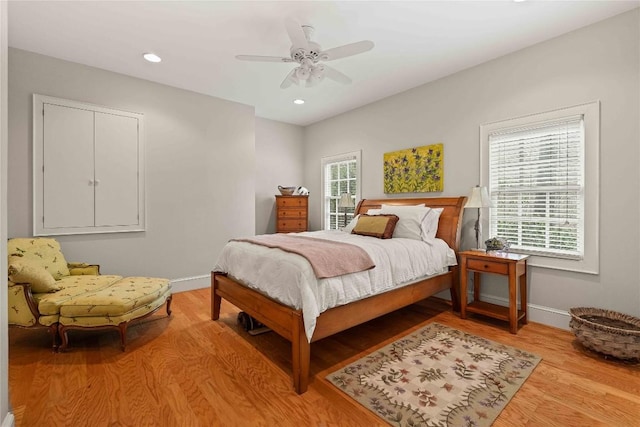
[8,288,640,426]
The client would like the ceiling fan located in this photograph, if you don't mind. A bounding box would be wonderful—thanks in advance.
[236,19,374,89]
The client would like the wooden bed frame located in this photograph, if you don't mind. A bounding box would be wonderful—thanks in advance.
[211,196,467,394]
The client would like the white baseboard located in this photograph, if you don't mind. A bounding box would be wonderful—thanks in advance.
[2,412,14,427]
[469,292,571,331]
[167,277,572,330]
[170,275,210,293]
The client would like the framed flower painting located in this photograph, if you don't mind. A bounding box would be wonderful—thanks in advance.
[383,144,443,193]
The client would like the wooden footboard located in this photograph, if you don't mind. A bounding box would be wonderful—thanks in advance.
[212,196,466,394]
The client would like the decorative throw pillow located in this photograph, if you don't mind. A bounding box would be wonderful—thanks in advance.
[352,214,399,239]
[8,256,60,293]
[380,204,430,240]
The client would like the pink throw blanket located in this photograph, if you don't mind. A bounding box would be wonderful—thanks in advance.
[231,234,375,279]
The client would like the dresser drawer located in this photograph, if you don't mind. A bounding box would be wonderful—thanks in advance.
[276,196,308,208]
[277,220,307,232]
[278,208,306,219]
[466,259,509,275]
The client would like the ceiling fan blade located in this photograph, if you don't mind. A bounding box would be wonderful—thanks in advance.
[321,40,374,61]
[280,68,298,89]
[236,55,293,63]
[285,18,309,51]
[323,65,352,85]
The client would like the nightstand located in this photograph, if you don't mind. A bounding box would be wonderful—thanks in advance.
[459,250,529,334]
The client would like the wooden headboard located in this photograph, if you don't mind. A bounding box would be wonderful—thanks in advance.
[355,197,467,252]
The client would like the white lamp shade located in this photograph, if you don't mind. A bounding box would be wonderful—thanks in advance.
[338,193,355,208]
[465,186,492,208]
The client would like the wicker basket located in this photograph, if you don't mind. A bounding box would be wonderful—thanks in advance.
[569,307,640,361]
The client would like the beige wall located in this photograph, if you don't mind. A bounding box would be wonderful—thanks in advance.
[303,10,640,328]
[8,48,256,290]
[255,117,304,235]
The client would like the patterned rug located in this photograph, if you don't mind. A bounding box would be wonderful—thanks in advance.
[326,323,541,426]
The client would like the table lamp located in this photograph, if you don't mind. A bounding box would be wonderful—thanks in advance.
[465,185,492,250]
[338,193,355,228]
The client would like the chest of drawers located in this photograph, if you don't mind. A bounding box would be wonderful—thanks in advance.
[275,195,308,233]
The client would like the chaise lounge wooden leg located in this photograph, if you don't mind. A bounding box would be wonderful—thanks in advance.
[166,295,173,316]
[49,323,59,352]
[58,325,70,352]
[118,322,128,352]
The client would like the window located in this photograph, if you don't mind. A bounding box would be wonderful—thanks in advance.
[321,151,361,230]
[480,101,599,274]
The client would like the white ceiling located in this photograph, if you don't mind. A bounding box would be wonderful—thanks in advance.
[8,1,639,126]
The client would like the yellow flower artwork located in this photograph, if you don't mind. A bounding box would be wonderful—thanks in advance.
[383,144,444,193]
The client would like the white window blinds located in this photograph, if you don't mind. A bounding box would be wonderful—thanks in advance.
[488,116,584,259]
[321,152,360,230]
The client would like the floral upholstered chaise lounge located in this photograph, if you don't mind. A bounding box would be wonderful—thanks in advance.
[7,238,172,351]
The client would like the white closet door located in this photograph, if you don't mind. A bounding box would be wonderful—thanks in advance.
[94,112,139,226]
[42,103,94,228]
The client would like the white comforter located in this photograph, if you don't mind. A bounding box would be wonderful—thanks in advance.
[214,230,457,341]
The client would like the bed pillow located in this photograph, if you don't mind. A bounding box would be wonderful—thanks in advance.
[343,215,360,233]
[422,207,444,240]
[351,214,399,239]
[364,208,382,215]
[379,204,430,240]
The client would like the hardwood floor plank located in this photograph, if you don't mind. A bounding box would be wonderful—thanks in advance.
[9,288,640,426]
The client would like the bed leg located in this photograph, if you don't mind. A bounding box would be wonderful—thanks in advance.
[450,266,461,312]
[211,272,222,320]
[291,312,310,394]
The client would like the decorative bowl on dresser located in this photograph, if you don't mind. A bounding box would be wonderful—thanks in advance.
[277,185,297,196]
[275,195,308,233]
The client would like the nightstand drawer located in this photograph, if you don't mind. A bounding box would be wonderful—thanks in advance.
[467,259,508,275]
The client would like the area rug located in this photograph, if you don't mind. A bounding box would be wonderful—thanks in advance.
[326,323,541,426]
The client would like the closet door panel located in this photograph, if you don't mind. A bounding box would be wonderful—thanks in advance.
[42,103,94,229]
[34,94,144,235]
[94,112,139,227]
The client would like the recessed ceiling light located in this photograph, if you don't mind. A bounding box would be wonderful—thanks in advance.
[143,53,162,63]
[293,99,305,105]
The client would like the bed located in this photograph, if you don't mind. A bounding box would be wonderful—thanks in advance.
[211,196,466,394]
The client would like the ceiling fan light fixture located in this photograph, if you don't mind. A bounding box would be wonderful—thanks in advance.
[143,53,162,63]
[293,99,305,105]
[295,67,310,80]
